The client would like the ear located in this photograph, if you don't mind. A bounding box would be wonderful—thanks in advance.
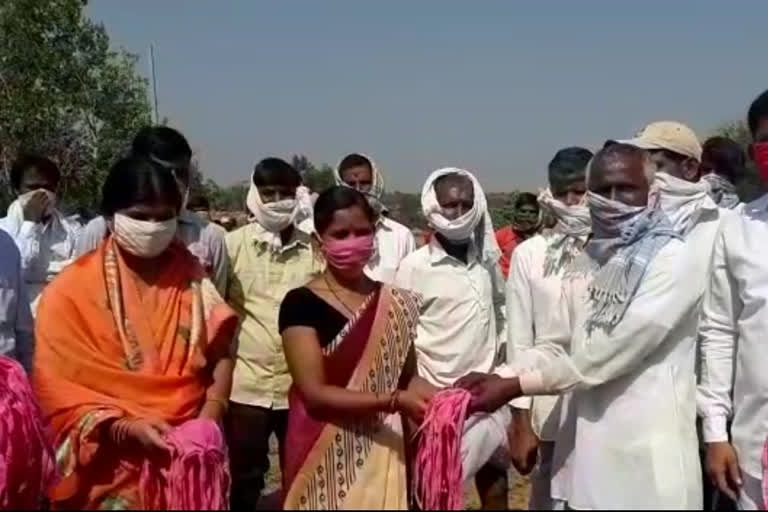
[683,159,700,182]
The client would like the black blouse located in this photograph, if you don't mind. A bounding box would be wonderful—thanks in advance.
[278,287,349,348]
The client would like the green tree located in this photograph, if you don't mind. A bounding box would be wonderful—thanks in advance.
[0,0,151,211]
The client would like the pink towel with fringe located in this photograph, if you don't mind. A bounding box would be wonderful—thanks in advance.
[0,356,56,509]
[413,388,472,510]
[140,418,230,510]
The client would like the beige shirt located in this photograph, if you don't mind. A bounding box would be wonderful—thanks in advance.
[226,221,321,409]
[394,238,506,388]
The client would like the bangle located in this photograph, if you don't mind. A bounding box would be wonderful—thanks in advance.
[205,397,229,413]
[388,390,400,413]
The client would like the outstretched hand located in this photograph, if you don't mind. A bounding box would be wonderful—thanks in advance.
[454,373,521,415]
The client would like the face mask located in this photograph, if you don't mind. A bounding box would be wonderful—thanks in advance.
[753,142,768,184]
[321,235,374,271]
[246,184,298,233]
[112,213,178,258]
[587,191,647,239]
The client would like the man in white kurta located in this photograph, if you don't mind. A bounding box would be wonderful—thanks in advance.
[334,153,415,283]
[394,168,510,498]
[698,89,768,510]
[458,144,704,509]
[506,146,592,510]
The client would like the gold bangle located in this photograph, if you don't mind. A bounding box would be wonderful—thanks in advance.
[388,390,400,413]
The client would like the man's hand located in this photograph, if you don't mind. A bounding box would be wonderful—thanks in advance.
[454,372,521,415]
[706,442,742,501]
[508,408,539,475]
[21,190,50,223]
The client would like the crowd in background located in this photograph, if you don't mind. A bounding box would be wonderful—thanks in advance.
[0,87,767,511]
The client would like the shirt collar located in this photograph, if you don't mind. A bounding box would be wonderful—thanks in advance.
[249,222,312,252]
[428,236,480,266]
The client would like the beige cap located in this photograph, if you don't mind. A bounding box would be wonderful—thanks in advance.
[617,121,702,162]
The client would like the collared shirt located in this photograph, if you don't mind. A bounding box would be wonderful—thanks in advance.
[226,221,321,409]
[364,216,415,284]
[505,234,573,441]
[698,194,768,479]
[74,211,229,294]
[0,230,34,372]
[0,210,81,314]
[394,238,506,388]
[501,237,705,510]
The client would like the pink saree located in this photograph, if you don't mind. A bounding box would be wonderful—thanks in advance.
[282,286,421,510]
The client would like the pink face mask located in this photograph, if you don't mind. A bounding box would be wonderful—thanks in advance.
[322,235,374,271]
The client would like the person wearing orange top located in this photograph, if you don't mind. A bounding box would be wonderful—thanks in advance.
[495,192,541,279]
[33,157,237,510]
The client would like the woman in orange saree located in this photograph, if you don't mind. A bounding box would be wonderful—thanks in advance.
[280,187,435,510]
[32,157,237,510]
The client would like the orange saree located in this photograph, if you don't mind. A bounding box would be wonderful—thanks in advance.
[32,238,237,510]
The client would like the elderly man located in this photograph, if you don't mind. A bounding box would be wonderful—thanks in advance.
[395,168,509,508]
[506,146,593,510]
[0,154,81,314]
[75,126,228,294]
[334,153,415,283]
[459,144,705,509]
[698,88,768,510]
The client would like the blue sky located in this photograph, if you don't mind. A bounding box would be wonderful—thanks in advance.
[88,1,767,191]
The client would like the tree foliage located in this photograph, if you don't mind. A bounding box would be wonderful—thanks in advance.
[0,0,151,212]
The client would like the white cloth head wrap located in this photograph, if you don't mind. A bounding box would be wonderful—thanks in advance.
[245,171,299,250]
[421,167,500,264]
[334,153,387,214]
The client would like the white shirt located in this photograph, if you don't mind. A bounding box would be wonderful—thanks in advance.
[0,209,81,314]
[503,238,704,509]
[698,194,768,480]
[506,234,574,441]
[394,238,506,388]
[0,230,34,371]
[74,211,229,295]
[365,216,416,284]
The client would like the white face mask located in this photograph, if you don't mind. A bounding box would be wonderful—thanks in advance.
[245,183,298,233]
[112,213,178,258]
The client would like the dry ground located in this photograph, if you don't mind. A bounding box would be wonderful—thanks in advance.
[260,436,531,510]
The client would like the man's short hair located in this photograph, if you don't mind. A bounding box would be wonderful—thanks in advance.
[748,88,768,137]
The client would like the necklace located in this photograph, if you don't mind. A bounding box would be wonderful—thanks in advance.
[323,274,360,317]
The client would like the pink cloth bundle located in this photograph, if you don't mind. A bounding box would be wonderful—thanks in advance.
[762,437,768,509]
[140,418,231,510]
[412,388,472,510]
[0,356,56,510]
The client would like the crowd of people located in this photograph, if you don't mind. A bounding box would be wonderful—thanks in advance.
[1,87,768,510]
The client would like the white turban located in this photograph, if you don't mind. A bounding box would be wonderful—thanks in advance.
[421,167,500,264]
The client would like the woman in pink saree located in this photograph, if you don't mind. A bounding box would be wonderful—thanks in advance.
[279,187,433,510]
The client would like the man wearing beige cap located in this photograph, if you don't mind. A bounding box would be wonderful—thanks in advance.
[622,121,737,511]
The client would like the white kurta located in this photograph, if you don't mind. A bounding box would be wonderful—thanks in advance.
[506,233,575,509]
[698,195,768,510]
[395,238,510,479]
[365,217,415,284]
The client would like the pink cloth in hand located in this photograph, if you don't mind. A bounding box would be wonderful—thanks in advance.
[140,418,230,510]
[412,388,472,510]
[0,356,56,510]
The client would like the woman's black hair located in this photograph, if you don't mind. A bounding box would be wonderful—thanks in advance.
[131,126,192,184]
[9,154,60,191]
[100,157,182,217]
[252,157,301,188]
[313,186,376,234]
